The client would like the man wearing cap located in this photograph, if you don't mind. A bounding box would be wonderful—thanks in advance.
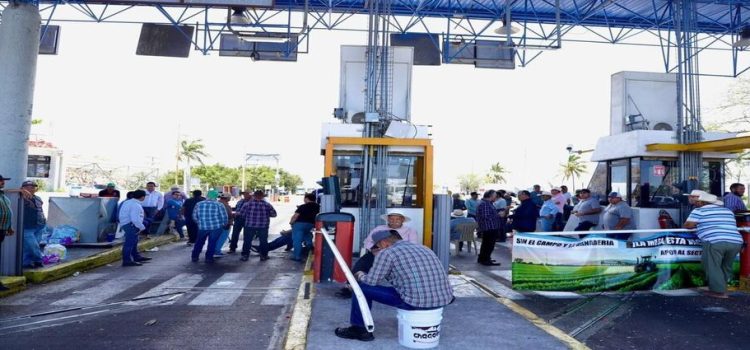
[164,185,187,204]
[683,191,742,298]
[336,211,419,298]
[165,191,186,239]
[465,192,480,219]
[723,183,747,213]
[192,190,228,263]
[0,175,16,288]
[539,191,559,232]
[21,180,46,268]
[98,183,121,199]
[118,190,151,266]
[238,190,277,262]
[572,189,602,235]
[602,192,635,240]
[334,230,454,342]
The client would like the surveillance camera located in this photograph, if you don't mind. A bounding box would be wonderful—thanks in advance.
[566,144,573,152]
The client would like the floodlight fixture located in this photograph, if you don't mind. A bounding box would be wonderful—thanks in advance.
[733,26,750,48]
[494,20,519,35]
[229,7,249,25]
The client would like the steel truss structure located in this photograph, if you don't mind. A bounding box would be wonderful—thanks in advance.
[0,0,748,76]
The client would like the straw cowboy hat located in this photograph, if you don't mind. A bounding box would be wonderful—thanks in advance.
[450,209,465,217]
[694,191,724,206]
[380,211,411,223]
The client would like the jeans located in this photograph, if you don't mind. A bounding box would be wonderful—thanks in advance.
[22,226,45,266]
[291,222,314,260]
[215,227,230,254]
[242,227,269,257]
[122,223,143,264]
[478,229,499,263]
[229,217,245,251]
[186,220,199,243]
[540,218,554,232]
[350,283,434,327]
[267,234,293,251]
[170,218,185,238]
[192,228,222,262]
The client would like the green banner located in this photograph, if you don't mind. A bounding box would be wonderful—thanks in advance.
[511,232,739,292]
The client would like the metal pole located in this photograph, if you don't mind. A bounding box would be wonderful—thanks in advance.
[0,1,41,276]
[432,194,451,273]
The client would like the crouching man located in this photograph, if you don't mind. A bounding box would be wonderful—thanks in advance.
[334,230,454,342]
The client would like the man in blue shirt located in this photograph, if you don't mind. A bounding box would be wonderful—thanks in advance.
[118,190,151,267]
[165,191,185,239]
[539,191,559,232]
[530,184,544,209]
[192,190,228,263]
[465,192,480,219]
[723,183,747,213]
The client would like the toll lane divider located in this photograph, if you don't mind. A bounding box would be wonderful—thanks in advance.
[23,234,178,284]
[458,274,591,350]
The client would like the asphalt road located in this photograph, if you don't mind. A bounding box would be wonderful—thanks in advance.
[0,201,301,350]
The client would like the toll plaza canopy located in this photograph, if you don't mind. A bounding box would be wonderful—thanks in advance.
[26,0,750,34]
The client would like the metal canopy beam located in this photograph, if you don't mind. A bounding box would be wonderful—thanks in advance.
[647,136,750,153]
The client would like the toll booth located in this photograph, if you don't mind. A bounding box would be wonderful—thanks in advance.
[320,133,433,253]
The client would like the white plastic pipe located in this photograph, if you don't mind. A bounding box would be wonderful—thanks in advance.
[319,227,375,332]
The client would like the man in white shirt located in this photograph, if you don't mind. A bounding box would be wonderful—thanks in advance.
[118,190,152,266]
[142,181,164,224]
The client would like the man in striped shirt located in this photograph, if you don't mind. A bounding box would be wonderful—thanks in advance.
[192,190,228,263]
[335,230,454,342]
[723,183,747,213]
[684,191,743,298]
[238,190,277,261]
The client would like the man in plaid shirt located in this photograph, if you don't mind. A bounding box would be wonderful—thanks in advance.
[476,190,502,266]
[238,190,277,261]
[335,230,454,342]
[191,190,228,263]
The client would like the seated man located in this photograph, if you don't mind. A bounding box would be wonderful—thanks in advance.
[449,209,476,252]
[336,211,419,298]
[251,229,294,253]
[335,230,454,342]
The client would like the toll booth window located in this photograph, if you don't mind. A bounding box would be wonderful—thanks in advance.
[701,160,723,197]
[384,155,420,208]
[609,159,629,203]
[333,154,422,208]
[635,159,680,208]
[334,155,365,207]
[27,155,51,178]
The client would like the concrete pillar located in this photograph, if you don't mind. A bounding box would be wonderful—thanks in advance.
[0,2,41,275]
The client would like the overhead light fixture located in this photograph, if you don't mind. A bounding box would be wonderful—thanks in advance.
[494,20,519,35]
[733,26,750,48]
[238,35,290,43]
[229,7,249,25]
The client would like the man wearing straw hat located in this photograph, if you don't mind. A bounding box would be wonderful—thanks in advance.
[683,190,743,298]
[334,230,454,342]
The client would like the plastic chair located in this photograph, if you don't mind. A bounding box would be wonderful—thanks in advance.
[452,222,478,255]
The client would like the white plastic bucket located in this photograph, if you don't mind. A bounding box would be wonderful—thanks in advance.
[397,308,444,349]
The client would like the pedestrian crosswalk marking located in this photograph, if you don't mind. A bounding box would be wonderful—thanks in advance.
[188,273,256,306]
[51,273,157,306]
[127,273,203,305]
[0,273,107,306]
[261,273,299,306]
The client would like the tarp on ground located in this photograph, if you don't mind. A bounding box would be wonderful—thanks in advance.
[511,232,739,292]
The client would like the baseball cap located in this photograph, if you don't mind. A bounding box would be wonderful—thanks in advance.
[608,192,623,199]
[219,192,231,199]
[0,174,10,181]
[370,230,393,249]
[207,190,219,200]
[106,182,116,187]
[21,180,37,187]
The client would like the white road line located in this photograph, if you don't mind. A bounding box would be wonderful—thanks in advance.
[0,273,107,306]
[462,270,525,300]
[189,273,255,306]
[260,273,299,306]
[653,289,700,297]
[490,270,513,282]
[51,273,156,306]
[126,273,203,305]
[449,275,488,298]
[532,291,584,299]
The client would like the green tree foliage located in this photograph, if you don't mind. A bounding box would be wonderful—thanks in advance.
[560,154,587,190]
[159,164,302,192]
[485,162,508,184]
[457,173,483,193]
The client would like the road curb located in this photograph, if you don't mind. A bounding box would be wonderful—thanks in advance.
[283,253,315,350]
[457,273,591,350]
[0,276,26,298]
[23,234,178,284]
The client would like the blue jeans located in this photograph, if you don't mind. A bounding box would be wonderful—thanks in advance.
[540,218,554,232]
[122,223,143,264]
[242,227,269,257]
[350,283,434,327]
[23,226,45,266]
[268,234,292,251]
[193,228,222,262]
[215,227,230,254]
[170,218,185,238]
[291,222,314,260]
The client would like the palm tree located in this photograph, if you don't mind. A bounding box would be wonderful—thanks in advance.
[485,162,509,184]
[458,173,483,193]
[560,154,587,190]
[179,139,208,190]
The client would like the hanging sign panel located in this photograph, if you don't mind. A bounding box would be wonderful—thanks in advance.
[511,232,739,292]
